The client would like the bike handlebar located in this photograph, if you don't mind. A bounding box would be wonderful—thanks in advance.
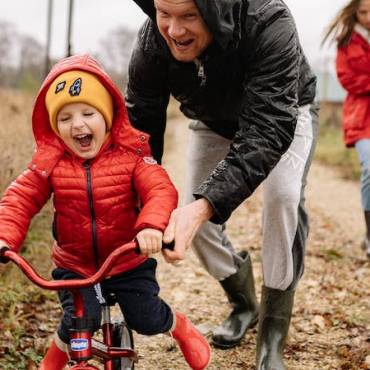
[1,241,174,291]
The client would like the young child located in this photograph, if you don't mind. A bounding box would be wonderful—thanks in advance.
[0,54,210,370]
[323,0,370,259]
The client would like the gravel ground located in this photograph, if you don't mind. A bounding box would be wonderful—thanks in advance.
[1,116,369,369]
[130,118,370,370]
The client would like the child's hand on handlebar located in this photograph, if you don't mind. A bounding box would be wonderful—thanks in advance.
[0,241,10,264]
[136,228,163,256]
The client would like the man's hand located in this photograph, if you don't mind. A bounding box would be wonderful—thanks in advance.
[136,228,163,256]
[162,198,214,263]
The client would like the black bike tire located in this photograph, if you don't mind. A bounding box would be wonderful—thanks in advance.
[112,321,135,370]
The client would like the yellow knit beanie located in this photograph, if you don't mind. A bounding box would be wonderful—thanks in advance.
[45,70,113,134]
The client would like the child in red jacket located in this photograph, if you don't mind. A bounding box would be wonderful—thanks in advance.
[324,0,370,259]
[0,55,210,370]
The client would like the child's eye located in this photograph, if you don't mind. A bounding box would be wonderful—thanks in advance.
[58,116,70,122]
[83,112,94,117]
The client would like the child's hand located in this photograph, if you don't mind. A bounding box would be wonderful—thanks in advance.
[136,228,163,256]
[0,240,10,264]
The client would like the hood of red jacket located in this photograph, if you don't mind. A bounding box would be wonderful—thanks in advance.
[31,54,151,176]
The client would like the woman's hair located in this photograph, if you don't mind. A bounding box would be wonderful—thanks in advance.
[322,0,361,47]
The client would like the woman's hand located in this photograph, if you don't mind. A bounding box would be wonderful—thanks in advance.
[136,228,163,256]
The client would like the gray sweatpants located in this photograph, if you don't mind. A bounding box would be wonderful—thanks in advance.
[186,104,319,290]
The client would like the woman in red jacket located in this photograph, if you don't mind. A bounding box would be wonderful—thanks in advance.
[0,55,210,370]
[324,0,370,259]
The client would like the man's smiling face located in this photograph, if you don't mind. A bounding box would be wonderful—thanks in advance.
[154,0,213,62]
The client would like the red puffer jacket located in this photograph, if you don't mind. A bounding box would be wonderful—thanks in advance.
[336,27,370,146]
[0,55,178,277]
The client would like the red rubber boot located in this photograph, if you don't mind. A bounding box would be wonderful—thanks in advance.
[171,312,211,370]
[39,339,69,370]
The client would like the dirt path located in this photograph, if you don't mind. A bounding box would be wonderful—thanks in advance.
[132,118,370,370]
[2,113,368,369]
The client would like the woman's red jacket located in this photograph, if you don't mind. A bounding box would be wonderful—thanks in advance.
[336,30,370,146]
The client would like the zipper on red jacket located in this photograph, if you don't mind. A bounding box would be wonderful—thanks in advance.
[83,160,100,271]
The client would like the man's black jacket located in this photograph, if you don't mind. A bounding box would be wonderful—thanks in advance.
[125,0,317,224]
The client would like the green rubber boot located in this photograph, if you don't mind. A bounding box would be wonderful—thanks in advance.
[256,286,295,370]
[212,251,259,348]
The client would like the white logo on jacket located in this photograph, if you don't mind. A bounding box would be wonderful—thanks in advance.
[143,156,157,164]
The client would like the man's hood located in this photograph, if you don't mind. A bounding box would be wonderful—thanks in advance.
[132,0,244,50]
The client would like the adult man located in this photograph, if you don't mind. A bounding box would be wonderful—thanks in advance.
[125,0,318,369]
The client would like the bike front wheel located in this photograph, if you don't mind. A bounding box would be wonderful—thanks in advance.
[112,321,135,370]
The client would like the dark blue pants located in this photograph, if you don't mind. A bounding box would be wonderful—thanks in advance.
[52,258,173,344]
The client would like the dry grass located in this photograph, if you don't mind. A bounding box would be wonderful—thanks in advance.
[0,89,54,369]
[0,88,35,191]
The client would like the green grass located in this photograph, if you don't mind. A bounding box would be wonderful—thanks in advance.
[2,348,43,370]
[0,202,56,369]
[322,248,344,261]
[315,119,361,181]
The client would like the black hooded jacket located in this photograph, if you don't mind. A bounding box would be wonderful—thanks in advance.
[126,0,317,224]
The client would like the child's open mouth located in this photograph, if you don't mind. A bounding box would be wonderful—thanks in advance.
[74,134,93,148]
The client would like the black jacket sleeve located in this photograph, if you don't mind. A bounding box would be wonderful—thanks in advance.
[125,21,171,163]
[194,6,301,224]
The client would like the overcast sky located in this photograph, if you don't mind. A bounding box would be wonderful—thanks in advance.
[0,0,349,70]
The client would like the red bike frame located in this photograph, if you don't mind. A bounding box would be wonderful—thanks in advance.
[2,242,139,370]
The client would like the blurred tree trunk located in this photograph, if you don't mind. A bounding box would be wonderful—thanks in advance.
[16,35,44,91]
[0,21,15,87]
[97,26,137,88]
